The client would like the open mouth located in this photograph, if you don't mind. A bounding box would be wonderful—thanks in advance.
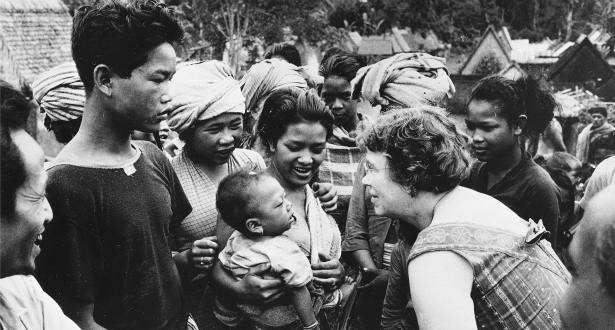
[217,148,233,158]
[34,234,42,246]
[293,166,311,175]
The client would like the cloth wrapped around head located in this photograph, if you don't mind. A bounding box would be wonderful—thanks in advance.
[168,61,245,134]
[351,53,455,108]
[32,62,85,122]
[240,58,308,120]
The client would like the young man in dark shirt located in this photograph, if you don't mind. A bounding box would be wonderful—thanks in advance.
[35,2,191,329]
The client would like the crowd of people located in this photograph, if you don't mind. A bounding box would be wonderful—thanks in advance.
[2,1,615,330]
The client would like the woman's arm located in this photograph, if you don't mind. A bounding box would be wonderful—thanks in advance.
[408,251,476,330]
[311,252,345,288]
[210,261,285,305]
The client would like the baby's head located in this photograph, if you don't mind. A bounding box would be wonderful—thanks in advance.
[217,171,295,237]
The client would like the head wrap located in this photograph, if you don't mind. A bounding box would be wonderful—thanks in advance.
[32,62,85,122]
[240,58,308,117]
[168,61,245,134]
[351,53,455,108]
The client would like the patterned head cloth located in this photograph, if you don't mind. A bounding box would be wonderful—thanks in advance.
[240,58,308,118]
[32,62,85,122]
[167,61,245,134]
[351,53,456,108]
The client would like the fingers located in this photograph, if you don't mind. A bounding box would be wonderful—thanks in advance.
[312,276,336,287]
[194,236,218,249]
[248,262,272,276]
[318,252,332,262]
[192,256,216,269]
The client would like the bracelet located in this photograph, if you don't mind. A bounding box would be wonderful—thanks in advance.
[303,321,319,330]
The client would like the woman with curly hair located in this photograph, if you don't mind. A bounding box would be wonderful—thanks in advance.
[463,75,561,247]
[360,106,569,330]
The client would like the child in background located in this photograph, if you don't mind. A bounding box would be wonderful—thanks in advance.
[214,171,324,330]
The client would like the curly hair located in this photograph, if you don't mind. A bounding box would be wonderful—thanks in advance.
[470,75,559,139]
[1,82,29,217]
[72,0,183,92]
[358,106,473,193]
[257,87,334,151]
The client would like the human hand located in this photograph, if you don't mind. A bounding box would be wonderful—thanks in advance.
[190,236,218,271]
[311,252,344,289]
[357,268,389,292]
[312,182,338,213]
[236,262,285,305]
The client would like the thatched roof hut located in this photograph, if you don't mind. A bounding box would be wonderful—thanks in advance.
[0,0,73,87]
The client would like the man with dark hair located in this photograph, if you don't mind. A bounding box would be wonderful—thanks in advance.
[576,107,615,165]
[1,83,79,329]
[560,184,615,330]
[34,1,192,329]
[264,43,302,67]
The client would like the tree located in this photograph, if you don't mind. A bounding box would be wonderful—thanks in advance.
[174,0,333,73]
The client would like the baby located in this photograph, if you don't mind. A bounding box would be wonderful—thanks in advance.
[215,170,323,330]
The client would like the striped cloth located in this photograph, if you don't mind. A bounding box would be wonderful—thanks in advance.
[351,53,455,107]
[318,116,370,229]
[32,62,85,122]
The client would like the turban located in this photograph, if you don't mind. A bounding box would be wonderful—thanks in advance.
[240,58,308,117]
[168,61,245,134]
[32,62,85,121]
[351,53,455,108]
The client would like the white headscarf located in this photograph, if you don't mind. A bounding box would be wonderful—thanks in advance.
[168,61,245,134]
[351,53,455,107]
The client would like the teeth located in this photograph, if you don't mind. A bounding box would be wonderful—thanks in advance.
[294,167,310,173]
[37,234,42,241]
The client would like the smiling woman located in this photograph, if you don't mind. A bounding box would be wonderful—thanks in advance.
[212,88,349,329]
[167,60,265,329]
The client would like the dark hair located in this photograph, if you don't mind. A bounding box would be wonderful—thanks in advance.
[545,152,581,173]
[1,82,29,217]
[589,107,608,118]
[358,106,472,193]
[319,51,362,83]
[216,170,265,235]
[44,116,82,144]
[264,43,301,67]
[470,75,559,139]
[257,87,334,151]
[72,0,183,92]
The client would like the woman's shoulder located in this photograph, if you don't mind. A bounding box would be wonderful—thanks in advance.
[432,187,527,233]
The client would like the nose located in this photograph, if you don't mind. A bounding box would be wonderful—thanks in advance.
[43,197,53,224]
[362,173,372,186]
[331,98,343,110]
[161,94,172,104]
[470,129,484,143]
[286,200,292,211]
[219,128,234,146]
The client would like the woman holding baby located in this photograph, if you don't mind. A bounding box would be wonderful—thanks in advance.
[166,61,342,329]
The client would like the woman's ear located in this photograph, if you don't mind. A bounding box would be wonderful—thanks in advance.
[513,115,527,135]
[93,64,114,97]
[245,218,264,236]
[267,140,276,155]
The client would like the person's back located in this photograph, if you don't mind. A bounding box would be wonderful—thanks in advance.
[34,2,191,329]
[408,187,570,329]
